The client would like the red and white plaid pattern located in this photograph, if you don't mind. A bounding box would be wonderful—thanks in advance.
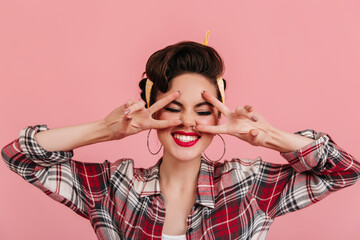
[2,125,360,240]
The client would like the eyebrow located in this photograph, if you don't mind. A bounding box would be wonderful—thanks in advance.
[169,100,214,108]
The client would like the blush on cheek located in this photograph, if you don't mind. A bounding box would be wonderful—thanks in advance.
[154,110,169,120]
[158,112,181,121]
[196,116,218,126]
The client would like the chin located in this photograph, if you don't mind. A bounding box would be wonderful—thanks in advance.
[169,150,202,162]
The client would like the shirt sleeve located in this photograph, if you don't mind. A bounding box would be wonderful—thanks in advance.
[253,129,360,219]
[1,124,113,219]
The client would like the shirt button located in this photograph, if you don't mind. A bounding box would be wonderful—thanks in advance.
[188,227,193,232]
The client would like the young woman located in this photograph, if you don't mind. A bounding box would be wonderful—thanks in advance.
[2,41,360,240]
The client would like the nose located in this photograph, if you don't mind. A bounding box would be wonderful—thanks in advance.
[180,111,196,128]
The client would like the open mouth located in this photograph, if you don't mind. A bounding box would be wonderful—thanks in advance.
[171,131,201,147]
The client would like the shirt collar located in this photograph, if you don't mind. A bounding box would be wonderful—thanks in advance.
[139,156,216,209]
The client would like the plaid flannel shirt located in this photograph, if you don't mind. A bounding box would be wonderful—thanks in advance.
[2,125,360,240]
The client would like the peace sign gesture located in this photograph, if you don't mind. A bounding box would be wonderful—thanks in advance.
[104,91,182,140]
[196,91,276,147]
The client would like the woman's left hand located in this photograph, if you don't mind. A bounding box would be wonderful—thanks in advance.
[195,91,277,147]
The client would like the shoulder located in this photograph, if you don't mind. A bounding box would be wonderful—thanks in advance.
[109,158,151,179]
[107,158,160,197]
[213,157,263,178]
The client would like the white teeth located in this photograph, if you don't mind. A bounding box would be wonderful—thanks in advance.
[173,134,199,142]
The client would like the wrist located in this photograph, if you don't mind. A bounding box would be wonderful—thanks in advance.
[263,127,315,153]
[88,119,115,143]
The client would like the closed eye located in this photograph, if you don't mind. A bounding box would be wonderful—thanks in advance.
[197,111,212,115]
[164,107,212,115]
[164,107,180,112]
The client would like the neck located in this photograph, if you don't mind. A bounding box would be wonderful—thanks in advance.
[159,151,201,192]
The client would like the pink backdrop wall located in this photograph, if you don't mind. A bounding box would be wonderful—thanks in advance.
[1,1,359,239]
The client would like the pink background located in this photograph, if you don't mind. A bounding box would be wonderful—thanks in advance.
[1,0,359,239]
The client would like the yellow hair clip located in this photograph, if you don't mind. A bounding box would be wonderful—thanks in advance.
[145,78,153,108]
[202,30,210,46]
[203,31,225,104]
[217,77,225,104]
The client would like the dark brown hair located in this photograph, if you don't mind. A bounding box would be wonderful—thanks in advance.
[139,41,226,107]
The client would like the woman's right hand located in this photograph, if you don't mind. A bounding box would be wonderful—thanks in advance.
[103,91,182,140]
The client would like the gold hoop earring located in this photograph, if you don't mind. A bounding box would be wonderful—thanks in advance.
[147,129,162,155]
[202,134,226,162]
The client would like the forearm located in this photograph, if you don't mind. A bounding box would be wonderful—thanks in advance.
[34,120,113,152]
[263,127,315,153]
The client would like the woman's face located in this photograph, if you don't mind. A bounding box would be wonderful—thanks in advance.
[155,73,219,162]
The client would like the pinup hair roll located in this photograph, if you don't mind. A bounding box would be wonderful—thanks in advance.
[139,41,226,108]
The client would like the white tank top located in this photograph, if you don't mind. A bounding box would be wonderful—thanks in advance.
[161,233,186,240]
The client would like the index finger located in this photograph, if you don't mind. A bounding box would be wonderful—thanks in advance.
[196,124,228,134]
[150,118,182,129]
[202,91,231,117]
[148,91,180,114]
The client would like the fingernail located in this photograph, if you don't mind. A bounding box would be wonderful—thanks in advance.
[124,109,130,115]
[251,116,258,122]
[202,90,205,94]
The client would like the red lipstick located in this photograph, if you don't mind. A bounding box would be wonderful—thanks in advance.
[172,131,200,136]
[171,131,200,147]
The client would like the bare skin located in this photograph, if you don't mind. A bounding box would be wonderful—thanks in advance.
[160,179,197,235]
[158,146,201,235]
